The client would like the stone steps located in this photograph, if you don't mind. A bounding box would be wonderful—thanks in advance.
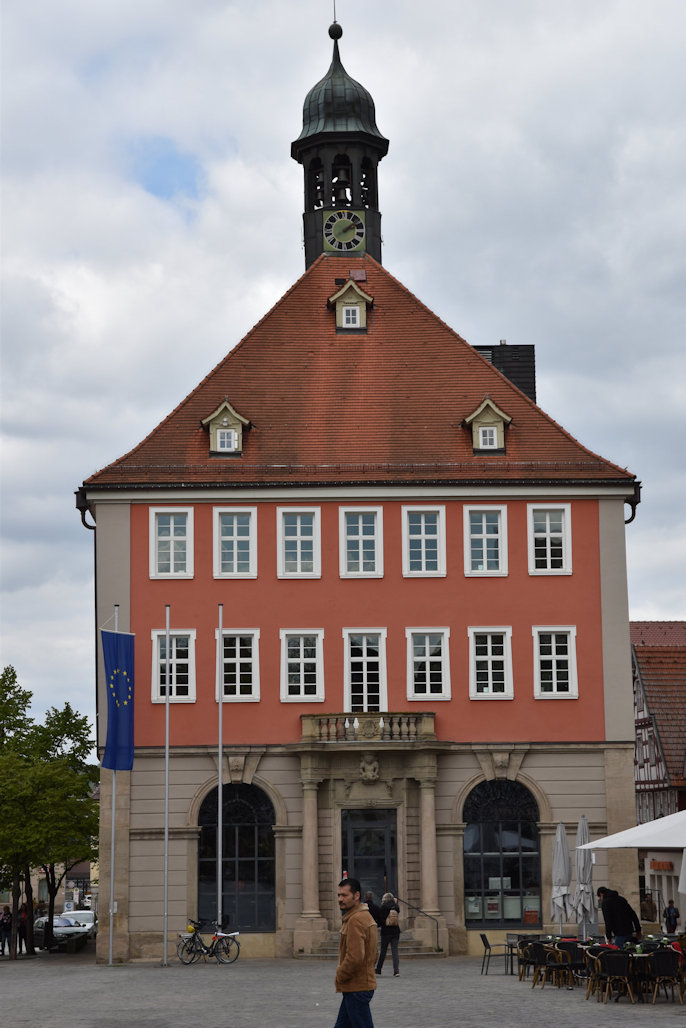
[295,931,444,960]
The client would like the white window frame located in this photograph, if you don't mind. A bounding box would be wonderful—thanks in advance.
[401,506,446,577]
[216,428,239,452]
[213,507,257,579]
[468,627,514,699]
[342,628,388,713]
[149,507,194,579]
[342,305,360,328]
[339,506,384,578]
[532,626,578,699]
[527,504,572,575]
[277,507,321,578]
[279,629,325,702]
[478,426,498,449]
[464,505,508,576]
[405,628,451,701]
[215,628,261,702]
[150,629,197,703]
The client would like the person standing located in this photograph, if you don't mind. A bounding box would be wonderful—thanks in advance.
[334,877,377,1028]
[597,886,641,947]
[375,892,401,977]
[0,906,11,956]
[663,899,680,934]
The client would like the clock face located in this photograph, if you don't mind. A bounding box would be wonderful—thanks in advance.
[323,210,366,251]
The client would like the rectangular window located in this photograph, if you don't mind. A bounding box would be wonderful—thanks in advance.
[217,630,261,702]
[339,507,383,577]
[213,507,257,578]
[527,504,572,574]
[343,305,360,327]
[468,627,513,699]
[464,506,507,576]
[217,428,238,451]
[406,628,451,700]
[280,630,325,701]
[533,627,578,698]
[151,630,196,702]
[149,508,194,578]
[478,426,498,449]
[277,508,321,578]
[402,506,446,576]
[343,629,387,712]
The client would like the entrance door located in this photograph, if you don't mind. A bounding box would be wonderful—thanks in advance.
[341,808,397,899]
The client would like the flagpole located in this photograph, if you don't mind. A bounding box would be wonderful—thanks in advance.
[163,604,170,966]
[108,603,119,966]
[217,603,223,930]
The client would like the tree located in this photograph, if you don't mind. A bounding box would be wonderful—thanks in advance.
[0,667,98,956]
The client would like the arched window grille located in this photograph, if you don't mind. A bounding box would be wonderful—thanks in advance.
[463,779,541,928]
[198,784,275,931]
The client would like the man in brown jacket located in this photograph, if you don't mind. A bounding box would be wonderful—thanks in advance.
[334,877,377,1027]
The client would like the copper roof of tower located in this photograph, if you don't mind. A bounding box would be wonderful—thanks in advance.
[292,23,389,152]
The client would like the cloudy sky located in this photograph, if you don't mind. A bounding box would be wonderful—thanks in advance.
[2,0,685,734]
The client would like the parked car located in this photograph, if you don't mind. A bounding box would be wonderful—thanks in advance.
[33,916,91,950]
[66,910,97,937]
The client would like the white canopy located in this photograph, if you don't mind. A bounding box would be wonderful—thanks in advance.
[577,810,686,850]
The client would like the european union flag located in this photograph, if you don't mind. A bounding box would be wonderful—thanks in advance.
[101,630,135,770]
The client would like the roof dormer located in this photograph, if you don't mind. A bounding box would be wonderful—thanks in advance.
[327,278,373,331]
[201,399,250,456]
[464,396,512,454]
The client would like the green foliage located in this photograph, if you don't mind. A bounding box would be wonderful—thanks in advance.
[0,665,98,880]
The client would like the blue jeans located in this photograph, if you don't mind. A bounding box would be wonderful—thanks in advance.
[613,935,629,948]
[334,990,375,1028]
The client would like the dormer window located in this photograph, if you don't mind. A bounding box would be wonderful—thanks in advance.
[478,426,497,449]
[217,427,239,452]
[202,399,249,456]
[327,279,373,332]
[464,397,512,454]
[343,305,360,328]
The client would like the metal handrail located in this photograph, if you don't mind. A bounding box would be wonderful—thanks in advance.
[396,896,442,952]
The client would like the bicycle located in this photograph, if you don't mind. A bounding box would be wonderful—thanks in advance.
[177,919,240,964]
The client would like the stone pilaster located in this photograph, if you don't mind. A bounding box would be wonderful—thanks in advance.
[96,768,131,963]
[293,761,329,953]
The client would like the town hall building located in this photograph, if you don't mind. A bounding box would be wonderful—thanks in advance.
[78,22,641,960]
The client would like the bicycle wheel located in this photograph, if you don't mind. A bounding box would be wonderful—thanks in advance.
[177,937,199,964]
[216,936,240,964]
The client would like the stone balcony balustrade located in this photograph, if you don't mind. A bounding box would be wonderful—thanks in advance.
[300,711,436,744]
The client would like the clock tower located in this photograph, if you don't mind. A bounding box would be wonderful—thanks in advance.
[292,22,389,268]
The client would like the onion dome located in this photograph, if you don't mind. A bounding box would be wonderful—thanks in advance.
[292,23,389,152]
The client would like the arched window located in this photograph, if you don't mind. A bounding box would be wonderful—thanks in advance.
[463,779,541,928]
[198,784,275,931]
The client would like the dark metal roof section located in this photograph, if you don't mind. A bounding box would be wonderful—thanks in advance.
[474,342,537,404]
[292,23,389,153]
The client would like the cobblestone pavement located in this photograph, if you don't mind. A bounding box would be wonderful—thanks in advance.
[1,946,685,1028]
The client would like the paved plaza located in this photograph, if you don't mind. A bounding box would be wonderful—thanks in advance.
[1,946,684,1027]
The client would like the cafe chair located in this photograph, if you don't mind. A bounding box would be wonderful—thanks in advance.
[555,940,587,988]
[647,948,683,1005]
[479,933,508,975]
[595,949,635,1004]
[517,940,536,981]
[529,941,561,989]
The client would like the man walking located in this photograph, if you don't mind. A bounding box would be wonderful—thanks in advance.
[334,877,377,1028]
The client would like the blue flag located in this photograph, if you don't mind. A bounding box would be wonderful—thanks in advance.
[101,630,135,770]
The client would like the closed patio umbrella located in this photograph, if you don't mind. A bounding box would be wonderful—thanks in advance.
[572,814,594,940]
[551,821,571,933]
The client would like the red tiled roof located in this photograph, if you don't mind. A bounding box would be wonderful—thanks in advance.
[630,621,686,646]
[633,643,686,788]
[85,253,637,489]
